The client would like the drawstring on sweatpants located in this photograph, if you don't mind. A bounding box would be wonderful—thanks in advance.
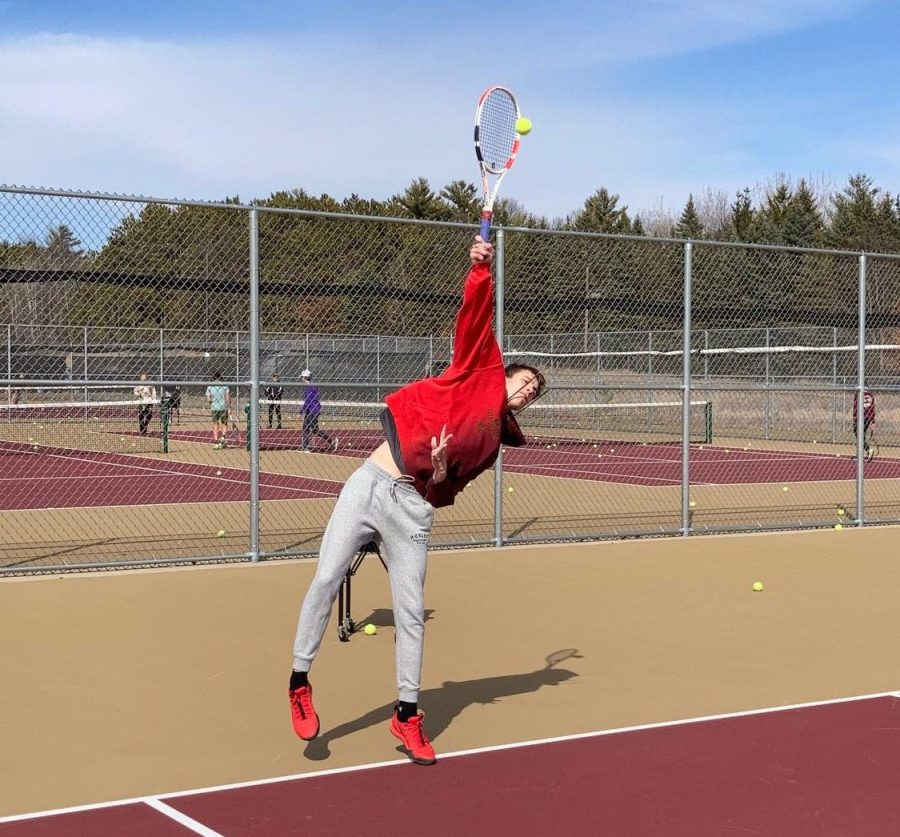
[389,475,416,502]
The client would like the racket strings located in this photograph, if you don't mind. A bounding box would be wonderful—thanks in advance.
[478,91,517,171]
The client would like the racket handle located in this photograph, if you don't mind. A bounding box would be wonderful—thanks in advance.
[480,211,493,239]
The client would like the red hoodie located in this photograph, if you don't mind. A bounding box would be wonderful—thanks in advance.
[385,261,526,507]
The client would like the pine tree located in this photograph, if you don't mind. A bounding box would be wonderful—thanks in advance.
[673,195,704,239]
[570,188,631,233]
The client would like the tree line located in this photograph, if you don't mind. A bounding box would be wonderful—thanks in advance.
[1,173,899,341]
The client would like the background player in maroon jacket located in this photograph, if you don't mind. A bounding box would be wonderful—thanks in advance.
[852,389,876,454]
[287,235,544,765]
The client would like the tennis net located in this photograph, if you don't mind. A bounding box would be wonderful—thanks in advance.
[0,399,168,455]
[250,399,713,451]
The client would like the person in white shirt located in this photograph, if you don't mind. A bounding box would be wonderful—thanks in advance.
[133,372,157,436]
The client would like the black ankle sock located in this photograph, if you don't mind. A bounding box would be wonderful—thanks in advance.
[290,670,309,690]
[396,701,418,722]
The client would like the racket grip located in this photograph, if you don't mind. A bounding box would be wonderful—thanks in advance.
[480,211,492,239]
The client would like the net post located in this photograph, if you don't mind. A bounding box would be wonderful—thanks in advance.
[161,396,169,454]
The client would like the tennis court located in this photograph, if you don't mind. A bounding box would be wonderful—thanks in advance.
[1,528,898,834]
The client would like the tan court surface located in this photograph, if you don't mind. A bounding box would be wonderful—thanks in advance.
[1,525,899,818]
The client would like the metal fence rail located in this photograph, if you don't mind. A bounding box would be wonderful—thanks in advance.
[2,185,899,573]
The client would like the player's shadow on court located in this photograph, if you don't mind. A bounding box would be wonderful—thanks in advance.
[302,649,581,762]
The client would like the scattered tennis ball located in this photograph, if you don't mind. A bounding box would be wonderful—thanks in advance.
[782,486,789,492]
[752,581,764,592]
[507,486,514,492]
[131,442,137,447]
[364,624,377,636]
[834,523,843,530]
[837,507,846,516]
[32,444,39,450]
[216,469,222,476]
[515,116,533,135]
[203,351,211,358]
[610,447,616,453]
[689,500,697,508]
[216,529,226,538]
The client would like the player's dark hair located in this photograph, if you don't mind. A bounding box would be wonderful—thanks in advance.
[505,363,546,396]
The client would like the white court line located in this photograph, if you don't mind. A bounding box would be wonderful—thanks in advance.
[1,690,896,826]
[143,798,225,837]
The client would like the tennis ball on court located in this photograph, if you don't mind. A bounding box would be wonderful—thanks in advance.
[216,469,222,476]
[364,624,377,636]
[837,507,846,516]
[689,500,697,508]
[752,581,764,592]
[515,116,532,135]
[204,351,211,358]
[782,486,789,492]
[507,486,514,492]
[834,523,843,530]
[217,529,226,538]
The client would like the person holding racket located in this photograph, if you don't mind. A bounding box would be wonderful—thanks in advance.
[852,388,876,455]
[288,235,545,765]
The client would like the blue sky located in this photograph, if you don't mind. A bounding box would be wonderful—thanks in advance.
[1,0,899,224]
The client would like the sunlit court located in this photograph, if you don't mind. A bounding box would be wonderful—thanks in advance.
[2,527,900,835]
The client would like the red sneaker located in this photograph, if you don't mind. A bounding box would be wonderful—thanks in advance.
[390,710,436,765]
[288,684,320,740]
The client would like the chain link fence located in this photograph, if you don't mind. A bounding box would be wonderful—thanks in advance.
[2,186,898,572]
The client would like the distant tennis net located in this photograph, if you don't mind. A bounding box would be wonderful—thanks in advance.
[0,399,168,455]
[251,399,713,451]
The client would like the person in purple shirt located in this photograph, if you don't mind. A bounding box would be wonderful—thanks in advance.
[300,369,338,452]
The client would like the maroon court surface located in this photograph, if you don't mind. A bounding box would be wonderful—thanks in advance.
[2,694,898,836]
[1,428,895,510]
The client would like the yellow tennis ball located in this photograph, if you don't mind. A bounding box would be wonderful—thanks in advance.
[837,507,846,516]
[782,486,789,492]
[216,470,222,476]
[507,486,514,492]
[834,523,843,530]
[217,529,226,538]
[364,624,377,636]
[752,581,764,592]
[515,116,532,135]
[689,500,697,508]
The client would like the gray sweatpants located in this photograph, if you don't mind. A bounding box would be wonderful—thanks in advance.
[292,459,434,703]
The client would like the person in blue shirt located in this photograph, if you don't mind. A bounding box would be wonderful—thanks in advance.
[205,371,231,449]
[300,369,337,452]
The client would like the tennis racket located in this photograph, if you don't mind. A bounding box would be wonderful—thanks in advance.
[474,85,522,239]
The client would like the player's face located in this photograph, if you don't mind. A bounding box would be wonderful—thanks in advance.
[506,370,540,410]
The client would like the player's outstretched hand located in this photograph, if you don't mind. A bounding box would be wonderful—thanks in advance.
[430,424,453,483]
[470,235,493,266]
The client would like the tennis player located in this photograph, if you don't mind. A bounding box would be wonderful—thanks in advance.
[299,369,337,452]
[852,388,876,453]
[206,372,231,448]
[288,235,544,765]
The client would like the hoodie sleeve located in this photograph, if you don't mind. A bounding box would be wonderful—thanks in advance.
[451,262,502,372]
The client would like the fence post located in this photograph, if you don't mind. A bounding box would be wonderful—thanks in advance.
[6,324,10,405]
[493,228,506,547]
[681,241,693,536]
[855,253,866,526]
[249,208,261,561]
[831,326,838,443]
